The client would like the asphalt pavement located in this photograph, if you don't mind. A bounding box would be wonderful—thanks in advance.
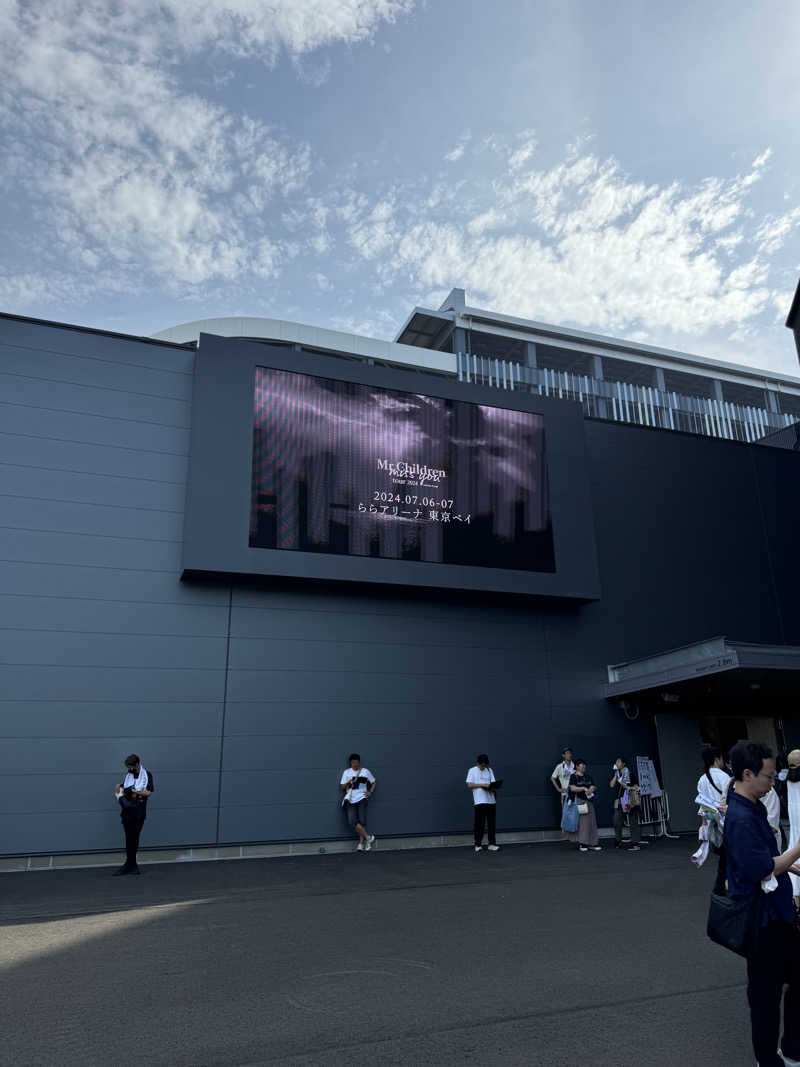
[0,838,755,1066]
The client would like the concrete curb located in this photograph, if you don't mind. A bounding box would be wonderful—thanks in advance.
[0,826,623,873]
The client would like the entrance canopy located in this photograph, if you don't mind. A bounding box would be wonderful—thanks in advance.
[606,636,800,700]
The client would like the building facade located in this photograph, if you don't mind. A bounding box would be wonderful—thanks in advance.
[1,297,799,861]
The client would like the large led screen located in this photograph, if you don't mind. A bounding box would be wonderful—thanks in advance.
[249,366,555,573]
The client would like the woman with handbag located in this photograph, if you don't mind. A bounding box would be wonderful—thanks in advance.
[567,759,601,852]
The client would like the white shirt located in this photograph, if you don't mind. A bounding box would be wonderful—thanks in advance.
[787,780,800,897]
[467,765,496,805]
[762,787,780,832]
[551,761,575,792]
[340,766,375,804]
[695,767,731,816]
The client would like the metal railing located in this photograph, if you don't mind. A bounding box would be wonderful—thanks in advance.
[456,351,797,443]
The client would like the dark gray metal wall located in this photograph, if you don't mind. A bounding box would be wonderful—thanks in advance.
[0,318,229,855]
[1,315,798,856]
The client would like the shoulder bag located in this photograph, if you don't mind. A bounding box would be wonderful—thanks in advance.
[561,799,579,833]
[707,890,761,958]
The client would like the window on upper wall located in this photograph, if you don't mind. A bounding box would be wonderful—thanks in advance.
[535,344,595,376]
[778,393,800,421]
[601,356,656,387]
[720,381,768,409]
[466,330,526,364]
[661,369,717,399]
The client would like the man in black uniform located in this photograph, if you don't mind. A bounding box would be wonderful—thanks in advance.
[113,754,154,876]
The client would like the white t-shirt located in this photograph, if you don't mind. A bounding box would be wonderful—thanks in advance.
[762,787,780,832]
[551,761,575,792]
[695,767,731,815]
[466,765,496,805]
[340,766,375,804]
[787,780,800,897]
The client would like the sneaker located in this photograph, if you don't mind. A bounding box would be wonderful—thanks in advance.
[627,845,641,852]
[112,864,132,876]
[365,835,376,851]
[357,843,365,851]
[579,846,589,852]
[487,844,500,851]
[129,866,140,875]
[591,846,602,852]
[474,845,483,852]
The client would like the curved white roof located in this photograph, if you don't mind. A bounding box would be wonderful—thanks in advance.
[151,316,456,375]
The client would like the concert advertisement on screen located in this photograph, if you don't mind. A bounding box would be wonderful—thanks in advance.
[249,366,555,573]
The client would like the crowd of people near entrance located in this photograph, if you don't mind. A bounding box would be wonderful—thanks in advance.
[112,739,800,1064]
[692,740,800,1067]
[550,747,645,852]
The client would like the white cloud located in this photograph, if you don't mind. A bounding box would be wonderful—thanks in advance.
[0,0,415,303]
[467,208,506,236]
[507,132,538,172]
[755,206,800,255]
[347,198,397,259]
[344,148,797,359]
[444,131,471,164]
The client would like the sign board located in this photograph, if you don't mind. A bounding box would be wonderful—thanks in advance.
[636,756,662,798]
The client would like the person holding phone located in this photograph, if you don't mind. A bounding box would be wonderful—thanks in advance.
[113,754,154,876]
[466,753,500,852]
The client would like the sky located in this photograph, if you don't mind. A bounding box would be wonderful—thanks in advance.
[1,0,800,375]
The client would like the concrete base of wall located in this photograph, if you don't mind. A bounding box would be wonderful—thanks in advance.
[0,826,625,873]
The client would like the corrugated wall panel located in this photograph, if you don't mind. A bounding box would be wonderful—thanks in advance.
[0,319,227,856]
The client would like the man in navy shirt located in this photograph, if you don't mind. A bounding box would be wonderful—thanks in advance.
[723,741,800,1067]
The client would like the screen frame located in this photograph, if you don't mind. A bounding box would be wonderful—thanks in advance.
[182,333,601,599]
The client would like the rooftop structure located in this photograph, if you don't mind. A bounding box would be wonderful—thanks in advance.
[396,288,800,443]
[155,287,800,446]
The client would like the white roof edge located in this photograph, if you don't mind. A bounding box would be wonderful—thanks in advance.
[398,302,800,390]
[151,317,456,376]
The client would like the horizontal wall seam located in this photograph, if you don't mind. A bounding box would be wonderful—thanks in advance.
[0,461,185,488]
[224,666,545,676]
[0,367,190,403]
[0,698,224,704]
[231,600,541,623]
[0,627,226,639]
[0,399,190,431]
[0,525,182,545]
[0,558,179,574]
[0,593,226,608]
[0,339,194,376]
[0,429,188,459]
[227,634,542,652]
[0,662,227,669]
[0,491,182,515]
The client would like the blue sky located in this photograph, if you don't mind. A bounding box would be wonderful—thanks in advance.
[2,0,799,373]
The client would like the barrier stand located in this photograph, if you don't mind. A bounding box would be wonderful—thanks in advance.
[624,791,679,840]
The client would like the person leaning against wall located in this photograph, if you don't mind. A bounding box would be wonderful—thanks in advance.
[113,754,154,876]
[340,753,376,852]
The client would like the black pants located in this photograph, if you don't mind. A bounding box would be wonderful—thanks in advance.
[746,919,800,1067]
[474,804,496,846]
[122,815,145,868]
[712,845,728,896]
[613,804,641,845]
